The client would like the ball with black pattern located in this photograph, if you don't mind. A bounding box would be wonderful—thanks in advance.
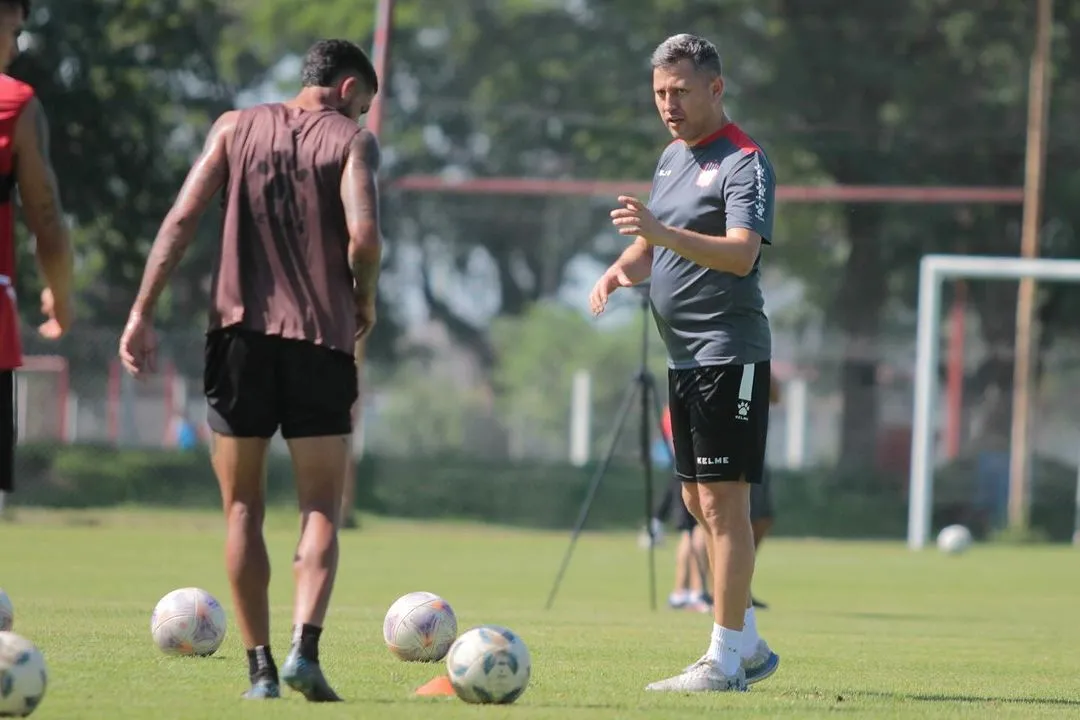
[0,632,47,717]
[446,625,531,704]
[0,591,12,632]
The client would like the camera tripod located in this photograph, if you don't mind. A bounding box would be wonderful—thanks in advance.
[545,286,673,611]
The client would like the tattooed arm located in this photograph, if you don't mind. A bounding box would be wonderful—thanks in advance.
[129,111,237,319]
[341,129,383,345]
[13,97,73,326]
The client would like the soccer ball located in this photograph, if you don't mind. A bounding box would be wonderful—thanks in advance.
[382,591,458,662]
[150,587,227,657]
[446,625,531,704]
[0,590,12,631]
[0,631,47,717]
[937,524,973,555]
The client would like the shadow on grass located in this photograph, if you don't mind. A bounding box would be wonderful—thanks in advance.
[856,690,1080,707]
[823,611,984,623]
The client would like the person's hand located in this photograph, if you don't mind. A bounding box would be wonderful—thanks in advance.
[38,287,72,340]
[610,195,667,244]
[118,312,157,377]
[589,266,634,316]
[355,297,377,342]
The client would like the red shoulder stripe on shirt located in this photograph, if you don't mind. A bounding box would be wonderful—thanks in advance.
[692,122,760,154]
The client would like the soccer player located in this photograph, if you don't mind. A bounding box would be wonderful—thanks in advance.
[590,33,779,692]
[118,40,382,701]
[749,375,782,609]
[0,0,74,514]
[647,407,712,612]
[663,477,712,613]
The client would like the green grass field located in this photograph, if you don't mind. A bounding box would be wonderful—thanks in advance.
[1,507,1078,719]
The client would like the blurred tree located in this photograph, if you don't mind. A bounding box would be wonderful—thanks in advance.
[750,1,1080,461]
[11,0,239,379]
[28,0,1078,463]
[225,0,768,369]
[490,300,669,460]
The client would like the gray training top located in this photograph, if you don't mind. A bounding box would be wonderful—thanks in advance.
[646,122,776,369]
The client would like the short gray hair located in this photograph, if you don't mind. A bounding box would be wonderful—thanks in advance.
[650,33,723,77]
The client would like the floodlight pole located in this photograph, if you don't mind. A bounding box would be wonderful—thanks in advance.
[1009,0,1054,534]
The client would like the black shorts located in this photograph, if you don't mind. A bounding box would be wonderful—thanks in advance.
[204,328,358,440]
[0,370,13,492]
[668,361,770,483]
[750,467,774,521]
[673,488,697,532]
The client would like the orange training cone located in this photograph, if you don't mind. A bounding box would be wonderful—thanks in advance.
[414,674,455,697]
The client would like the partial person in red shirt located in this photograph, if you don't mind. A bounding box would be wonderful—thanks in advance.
[0,0,75,511]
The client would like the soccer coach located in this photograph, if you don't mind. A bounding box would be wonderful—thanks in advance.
[589,33,779,693]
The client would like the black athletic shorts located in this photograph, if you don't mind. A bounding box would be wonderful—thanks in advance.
[672,487,697,532]
[750,467,774,521]
[0,370,14,492]
[204,328,358,440]
[668,361,770,483]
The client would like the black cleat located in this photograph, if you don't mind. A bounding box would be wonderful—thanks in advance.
[281,647,342,702]
[242,676,280,700]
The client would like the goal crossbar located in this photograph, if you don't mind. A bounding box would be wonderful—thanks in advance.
[908,254,1080,550]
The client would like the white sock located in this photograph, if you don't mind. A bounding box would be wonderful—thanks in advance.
[706,623,742,676]
[741,607,760,659]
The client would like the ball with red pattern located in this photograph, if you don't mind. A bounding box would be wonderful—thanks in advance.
[150,587,227,657]
[383,591,458,662]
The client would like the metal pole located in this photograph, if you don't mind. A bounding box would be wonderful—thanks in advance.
[345,0,395,521]
[366,0,395,139]
[1073,442,1080,546]
[784,377,808,470]
[908,258,943,550]
[1008,0,1054,533]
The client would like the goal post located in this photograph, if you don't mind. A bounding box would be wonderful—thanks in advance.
[908,254,1080,550]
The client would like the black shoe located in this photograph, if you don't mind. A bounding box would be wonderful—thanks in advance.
[281,646,342,702]
[242,675,280,700]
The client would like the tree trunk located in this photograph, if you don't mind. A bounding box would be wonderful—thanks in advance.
[834,208,886,467]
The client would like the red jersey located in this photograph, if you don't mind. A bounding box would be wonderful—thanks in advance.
[661,405,673,444]
[0,74,35,370]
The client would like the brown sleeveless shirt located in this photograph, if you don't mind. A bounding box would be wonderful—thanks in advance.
[209,103,361,356]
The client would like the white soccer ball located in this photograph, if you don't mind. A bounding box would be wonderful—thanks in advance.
[0,631,47,717]
[937,524,973,555]
[382,591,458,662]
[150,587,227,657]
[0,590,12,632]
[446,625,531,704]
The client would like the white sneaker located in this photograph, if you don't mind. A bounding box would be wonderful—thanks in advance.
[741,639,780,684]
[681,639,780,685]
[637,518,665,549]
[645,658,748,692]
